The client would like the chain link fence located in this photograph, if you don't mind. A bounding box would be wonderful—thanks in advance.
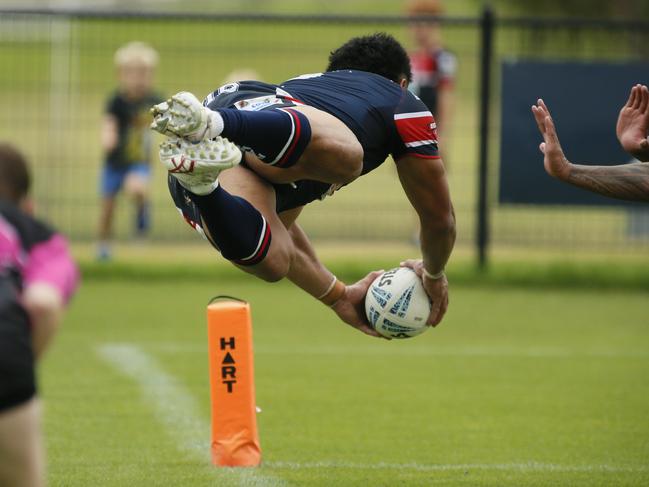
[0,9,647,258]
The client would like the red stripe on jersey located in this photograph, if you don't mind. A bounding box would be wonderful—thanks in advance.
[395,114,438,145]
[281,95,305,105]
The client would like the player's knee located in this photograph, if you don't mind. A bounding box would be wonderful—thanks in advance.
[252,253,290,283]
[130,186,148,200]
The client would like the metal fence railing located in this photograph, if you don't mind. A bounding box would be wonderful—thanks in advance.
[0,9,647,263]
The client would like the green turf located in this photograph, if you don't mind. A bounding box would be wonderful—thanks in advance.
[41,275,649,486]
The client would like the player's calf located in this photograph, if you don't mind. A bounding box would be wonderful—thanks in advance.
[175,184,289,283]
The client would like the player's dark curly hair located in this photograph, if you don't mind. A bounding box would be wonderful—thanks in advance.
[326,33,412,84]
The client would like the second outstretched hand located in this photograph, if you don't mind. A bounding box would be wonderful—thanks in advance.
[399,259,449,327]
[331,270,388,339]
[616,84,649,162]
[531,99,573,181]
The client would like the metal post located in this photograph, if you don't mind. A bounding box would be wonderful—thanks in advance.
[477,6,494,270]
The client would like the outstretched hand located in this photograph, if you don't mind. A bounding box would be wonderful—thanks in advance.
[399,259,449,327]
[531,99,572,181]
[616,84,649,162]
[331,270,387,339]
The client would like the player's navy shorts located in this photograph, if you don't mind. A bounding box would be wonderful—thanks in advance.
[169,82,334,215]
[0,280,36,412]
[168,171,330,223]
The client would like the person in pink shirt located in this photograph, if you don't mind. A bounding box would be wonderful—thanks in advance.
[0,143,79,487]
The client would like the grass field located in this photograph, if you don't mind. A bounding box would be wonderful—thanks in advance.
[39,255,649,486]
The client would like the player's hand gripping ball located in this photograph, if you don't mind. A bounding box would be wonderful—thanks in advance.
[364,267,432,339]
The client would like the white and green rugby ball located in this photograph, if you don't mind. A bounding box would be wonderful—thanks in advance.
[364,267,431,339]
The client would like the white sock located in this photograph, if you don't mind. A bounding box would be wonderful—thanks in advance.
[205,110,225,139]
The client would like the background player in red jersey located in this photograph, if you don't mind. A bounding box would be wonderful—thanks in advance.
[0,143,79,487]
[406,0,457,140]
[533,84,649,202]
[152,34,456,337]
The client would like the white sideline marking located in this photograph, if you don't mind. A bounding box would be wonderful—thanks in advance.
[95,344,645,481]
[264,460,649,474]
[146,343,649,359]
[96,343,290,487]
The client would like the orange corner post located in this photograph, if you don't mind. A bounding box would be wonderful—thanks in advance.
[207,298,261,467]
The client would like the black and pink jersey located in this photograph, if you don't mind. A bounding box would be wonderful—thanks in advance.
[0,201,78,313]
[0,200,78,410]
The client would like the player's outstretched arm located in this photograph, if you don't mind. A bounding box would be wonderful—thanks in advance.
[396,155,456,327]
[616,84,649,162]
[532,99,649,202]
[285,219,383,338]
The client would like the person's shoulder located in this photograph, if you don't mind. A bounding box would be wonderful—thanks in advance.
[105,90,127,113]
[0,201,55,250]
[437,46,456,58]
[325,69,393,82]
[396,88,430,112]
[285,70,389,83]
[107,89,129,104]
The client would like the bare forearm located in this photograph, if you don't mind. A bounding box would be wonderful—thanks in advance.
[420,212,456,274]
[286,224,335,298]
[101,116,118,153]
[565,162,649,202]
[22,284,64,360]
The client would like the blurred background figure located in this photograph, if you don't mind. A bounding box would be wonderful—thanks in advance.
[0,143,78,487]
[97,41,163,261]
[222,68,262,85]
[406,0,456,144]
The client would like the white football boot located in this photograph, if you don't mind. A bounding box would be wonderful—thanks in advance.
[151,92,223,142]
[159,136,241,195]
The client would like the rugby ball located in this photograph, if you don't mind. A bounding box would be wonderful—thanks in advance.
[364,267,431,339]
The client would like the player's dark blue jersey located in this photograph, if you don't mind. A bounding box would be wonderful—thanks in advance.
[204,70,440,177]
[167,70,442,222]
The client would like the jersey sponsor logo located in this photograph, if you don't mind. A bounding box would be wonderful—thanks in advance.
[234,95,286,112]
[218,82,240,95]
[204,83,241,107]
